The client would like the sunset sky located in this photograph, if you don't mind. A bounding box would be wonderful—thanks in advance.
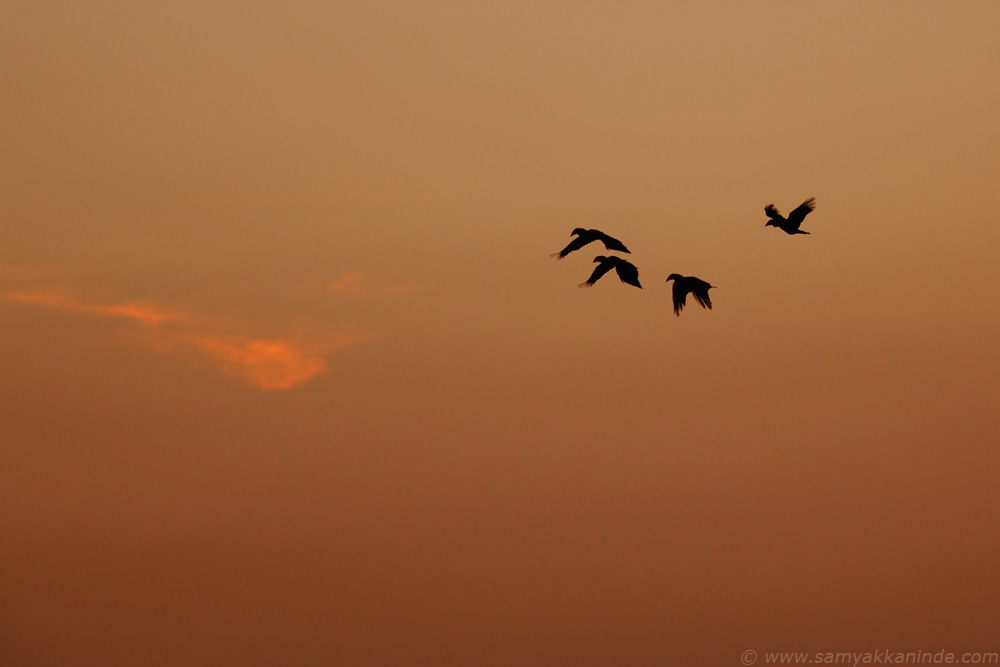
[3,2,999,665]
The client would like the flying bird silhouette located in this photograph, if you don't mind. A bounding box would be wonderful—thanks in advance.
[764,197,816,235]
[579,256,642,289]
[665,274,715,316]
[551,228,631,259]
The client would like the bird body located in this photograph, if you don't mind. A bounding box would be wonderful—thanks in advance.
[579,256,642,289]
[552,228,631,259]
[764,198,816,235]
[665,273,714,316]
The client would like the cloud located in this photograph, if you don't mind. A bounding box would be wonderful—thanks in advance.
[190,336,329,390]
[7,291,185,326]
[5,288,371,391]
[93,302,183,326]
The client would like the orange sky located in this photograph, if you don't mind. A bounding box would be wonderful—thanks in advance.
[3,2,999,665]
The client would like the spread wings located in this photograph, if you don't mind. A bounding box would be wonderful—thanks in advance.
[595,231,630,254]
[578,260,615,287]
[670,280,689,315]
[787,198,816,227]
[689,279,713,310]
[551,234,592,259]
[579,257,641,288]
[764,204,785,222]
[613,259,641,288]
[671,276,713,315]
[551,229,631,259]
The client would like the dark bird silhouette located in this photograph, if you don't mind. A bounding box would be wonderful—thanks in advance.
[579,256,642,289]
[665,274,715,316]
[764,197,816,235]
[551,228,631,259]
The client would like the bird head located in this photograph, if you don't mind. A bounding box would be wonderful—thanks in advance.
[593,255,607,263]
[665,273,682,282]
[571,227,587,236]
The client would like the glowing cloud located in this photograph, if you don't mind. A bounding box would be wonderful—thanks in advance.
[6,291,182,326]
[4,288,371,391]
[192,336,328,390]
[93,302,182,326]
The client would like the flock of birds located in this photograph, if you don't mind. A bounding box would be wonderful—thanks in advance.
[551,197,817,316]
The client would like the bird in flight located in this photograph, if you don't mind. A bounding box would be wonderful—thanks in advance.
[551,228,631,259]
[579,256,642,289]
[665,274,715,316]
[764,197,816,235]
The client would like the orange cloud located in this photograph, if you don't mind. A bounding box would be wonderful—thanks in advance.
[6,291,181,326]
[92,302,182,326]
[191,336,328,390]
[5,289,371,391]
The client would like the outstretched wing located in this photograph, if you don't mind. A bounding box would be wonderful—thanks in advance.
[690,278,713,310]
[578,259,614,287]
[764,204,784,222]
[550,234,593,259]
[595,231,631,254]
[613,259,642,288]
[786,198,815,228]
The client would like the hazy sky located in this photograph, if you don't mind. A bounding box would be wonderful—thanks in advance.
[3,2,999,665]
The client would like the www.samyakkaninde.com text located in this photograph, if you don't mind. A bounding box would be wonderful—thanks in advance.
[739,649,998,666]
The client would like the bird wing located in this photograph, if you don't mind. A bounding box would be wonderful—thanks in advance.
[578,259,614,287]
[595,231,631,254]
[786,198,816,228]
[764,204,784,222]
[613,259,642,288]
[551,233,593,259]
[690,279,713,310]
[671,280,688,315]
